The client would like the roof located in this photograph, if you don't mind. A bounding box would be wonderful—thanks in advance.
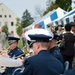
[25,7,67,29]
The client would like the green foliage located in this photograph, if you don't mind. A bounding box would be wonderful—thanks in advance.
[16,17,23,36]
[16,26,22,36]
[16,18,21,26]
[43,2,58,15]
[43,0,72,15]
[2,25,8,36]
[21,9,34,28]
[18,39,23,49]
[55,0,72,11]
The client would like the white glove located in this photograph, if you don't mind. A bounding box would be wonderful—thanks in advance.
[0,66,6,73]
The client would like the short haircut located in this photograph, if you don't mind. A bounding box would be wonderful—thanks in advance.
[65,23,71,31]
[40,42,49,48]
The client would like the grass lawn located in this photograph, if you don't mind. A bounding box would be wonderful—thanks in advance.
[18,39,23,49]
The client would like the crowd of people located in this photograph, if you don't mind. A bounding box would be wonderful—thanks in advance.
[0,22,75,75]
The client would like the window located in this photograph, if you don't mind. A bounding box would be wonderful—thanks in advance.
[4,15,7,18]
[5,22,8,25]
[0,15,2,18]
[9,15,11,18]
[11,22,14,26]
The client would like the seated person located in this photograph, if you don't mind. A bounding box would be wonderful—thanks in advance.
[2,37,25,75]
[48,31,64,64]
[22,29,64,75]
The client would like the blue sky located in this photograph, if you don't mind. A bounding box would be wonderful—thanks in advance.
[0,0,47,18]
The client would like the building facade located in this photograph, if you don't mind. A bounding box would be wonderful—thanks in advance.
[0,3,20,37]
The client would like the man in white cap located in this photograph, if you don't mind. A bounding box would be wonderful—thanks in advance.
[23,29,64,75]
[2,36,25,75]
[25,29,63,64]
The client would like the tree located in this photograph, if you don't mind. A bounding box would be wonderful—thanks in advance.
[35,5,44,17]
[2,25,8,36]
[55,0,72,11]
[21,9,34,28]
[16,18,21,26]
[43,2,58,15]
[43,0,72,15]
[16,26,22,36]
[46,0,52,8]
[16,18,23,36]
[34,5,44,20]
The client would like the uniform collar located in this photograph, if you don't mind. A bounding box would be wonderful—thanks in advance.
[38,50,48,55]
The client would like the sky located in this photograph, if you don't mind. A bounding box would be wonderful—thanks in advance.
[0,0,47,19]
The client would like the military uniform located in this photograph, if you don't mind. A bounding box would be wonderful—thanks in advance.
[23,50,64,75]
[48,33,64,64]
[49,46,64,64]
[0,73,2,75]
[6,47,24,75]
[3,37,25,75]
[23,29,64,75]
[8,47,24,58]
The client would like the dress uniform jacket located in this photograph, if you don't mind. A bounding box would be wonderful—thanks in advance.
[0,73,2,75]
[23,50,64,75]
[8,47,24,58]
[5,47,24,75]
[49,46,64,64]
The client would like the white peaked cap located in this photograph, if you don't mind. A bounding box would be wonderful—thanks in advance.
[25,29,54,41]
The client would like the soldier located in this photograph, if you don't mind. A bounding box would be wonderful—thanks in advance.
[2,36,25,75]
[23,29,64,75]
[48,31,64,64]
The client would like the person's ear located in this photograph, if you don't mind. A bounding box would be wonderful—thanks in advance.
[36,43,40,49]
